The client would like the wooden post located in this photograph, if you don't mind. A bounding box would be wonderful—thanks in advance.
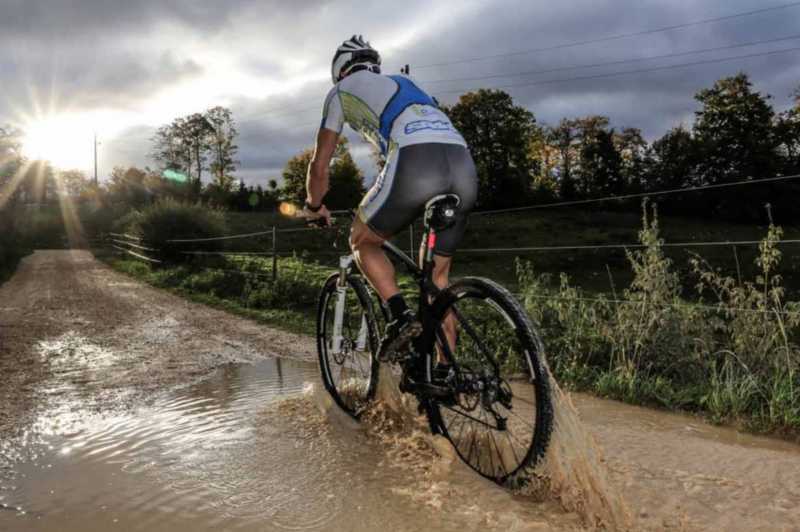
[409,225,414,258]
[732,245,743,286]
[272,226,278,281]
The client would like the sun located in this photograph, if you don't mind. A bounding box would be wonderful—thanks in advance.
[21,115,95,171]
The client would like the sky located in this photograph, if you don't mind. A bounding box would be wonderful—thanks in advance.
[2,0,799,186]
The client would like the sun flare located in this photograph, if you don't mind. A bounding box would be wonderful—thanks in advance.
[21,115,95,170]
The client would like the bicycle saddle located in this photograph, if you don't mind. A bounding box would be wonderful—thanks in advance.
[424,194,461,231]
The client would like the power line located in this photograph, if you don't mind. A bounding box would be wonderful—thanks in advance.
[419,34,800,85]
[235,46,800,145]
[162,173,800,243]
[473,174,800,216]
[414,1,800,69]
[242,47,800,141]
[517,293,800,317]
[434,45,800,96]
[457,239,800,254]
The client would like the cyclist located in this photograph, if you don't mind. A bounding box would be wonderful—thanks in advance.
[303,35,477,359]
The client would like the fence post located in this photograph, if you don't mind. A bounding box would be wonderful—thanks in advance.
[272,226,277,281]
[732,244,743,286]
[409,225,414,258]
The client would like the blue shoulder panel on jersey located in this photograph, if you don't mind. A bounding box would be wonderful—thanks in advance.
[379,75,435,148]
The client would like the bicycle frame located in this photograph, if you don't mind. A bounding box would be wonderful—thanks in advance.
[328,198,453,379]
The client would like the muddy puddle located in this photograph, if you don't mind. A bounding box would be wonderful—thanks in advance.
[0,359,579,531]
[2,355,800,531]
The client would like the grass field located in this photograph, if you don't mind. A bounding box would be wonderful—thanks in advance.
[101,211,800,439]
[221,207,800,296]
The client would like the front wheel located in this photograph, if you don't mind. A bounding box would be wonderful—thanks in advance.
[426,277,553,486]
[317,273,380,418]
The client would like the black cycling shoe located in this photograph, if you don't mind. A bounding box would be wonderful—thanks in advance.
[378,310,423,362]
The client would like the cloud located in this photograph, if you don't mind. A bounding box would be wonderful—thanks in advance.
[1,0,798,185]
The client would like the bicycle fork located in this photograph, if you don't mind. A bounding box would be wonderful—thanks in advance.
[331,254,369,356]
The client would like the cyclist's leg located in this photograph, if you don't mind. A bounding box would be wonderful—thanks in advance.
[431,144,478,360]
[350,219,399,302]
[354,144,445,305]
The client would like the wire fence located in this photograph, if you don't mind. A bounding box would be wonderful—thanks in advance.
[145,173,800,246]
[105,168,800,322]
[514,292,800,317]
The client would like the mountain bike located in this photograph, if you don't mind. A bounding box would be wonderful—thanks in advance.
[313,194,553,485]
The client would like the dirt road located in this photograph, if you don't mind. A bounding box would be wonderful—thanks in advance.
[1,251,799,531]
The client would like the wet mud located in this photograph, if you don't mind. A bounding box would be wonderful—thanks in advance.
[1,251,799,531]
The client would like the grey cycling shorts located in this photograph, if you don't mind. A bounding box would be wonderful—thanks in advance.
[357,142,478,256]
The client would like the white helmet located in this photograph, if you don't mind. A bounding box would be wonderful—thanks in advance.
[331,35,381,84]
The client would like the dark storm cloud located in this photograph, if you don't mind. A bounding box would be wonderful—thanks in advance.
[402,0,800,138]
[3,0,800,185]
[0,0,259,38]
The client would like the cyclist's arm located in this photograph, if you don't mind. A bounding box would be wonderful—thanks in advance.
[306,87,345,208]
[306,128,338,207]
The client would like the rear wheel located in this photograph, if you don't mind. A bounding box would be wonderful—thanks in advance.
[426,277,553,485]
[317,273,380,418]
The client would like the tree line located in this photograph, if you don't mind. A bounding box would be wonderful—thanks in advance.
[445,73,800,221]
[2,71,798,223]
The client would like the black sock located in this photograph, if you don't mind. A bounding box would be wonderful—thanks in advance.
[386,294,408,321]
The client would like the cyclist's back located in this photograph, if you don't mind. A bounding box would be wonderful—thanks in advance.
[321,69,466,156]
[321,69,476,256]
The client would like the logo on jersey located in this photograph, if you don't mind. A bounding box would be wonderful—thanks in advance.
[405,120,454,135]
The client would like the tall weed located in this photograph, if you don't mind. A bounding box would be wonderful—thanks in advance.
[519,202,800,433]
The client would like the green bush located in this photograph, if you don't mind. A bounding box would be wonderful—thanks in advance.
[133,199,228,262]
[0,209,32,282]
[519,202,800,432]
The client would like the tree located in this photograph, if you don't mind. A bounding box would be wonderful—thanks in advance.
[58,169,90,197]
[0,125,26,207]
[693,73,779,185]
[205,106,239,191]
[181,113,214,185]
[544,119,579,200]
[151,122,188,174]
[775,86,800,175]
[281,149,313,205]
[281,138,364,209]
[445,89,539,208]
[572,116,623,197]
[107,166,151,207]
[645,126,699,191]
[614,127,649,192]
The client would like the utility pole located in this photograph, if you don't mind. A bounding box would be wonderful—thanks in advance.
[93,133,99,186]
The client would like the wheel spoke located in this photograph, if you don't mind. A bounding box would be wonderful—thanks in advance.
[429,282,552,483]
[487,419,509,478]
[440,404,498,430]
[319,278,377,417]
[451,306,499,373]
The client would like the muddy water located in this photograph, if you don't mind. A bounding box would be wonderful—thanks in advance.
[572,394,800,531]
[2,357,800,531]
[0,359,576,531]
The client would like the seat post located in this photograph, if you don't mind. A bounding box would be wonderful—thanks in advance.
[419,193,460,295]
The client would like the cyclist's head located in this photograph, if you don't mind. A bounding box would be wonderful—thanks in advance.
[331,35,381,84]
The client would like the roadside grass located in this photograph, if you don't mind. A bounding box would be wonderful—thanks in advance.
[101,203,800,438]
[223,208,800,295]
[519,203,800,437]
[99,252,331,336]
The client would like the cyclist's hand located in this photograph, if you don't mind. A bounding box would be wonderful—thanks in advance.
[302,204,332,228]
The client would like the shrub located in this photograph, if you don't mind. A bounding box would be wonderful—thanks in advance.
[519,201,800,431]
[0,208,34,281]
[133,199,228,262]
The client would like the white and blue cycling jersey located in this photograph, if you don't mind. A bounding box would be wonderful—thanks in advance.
[319,70,466,155]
